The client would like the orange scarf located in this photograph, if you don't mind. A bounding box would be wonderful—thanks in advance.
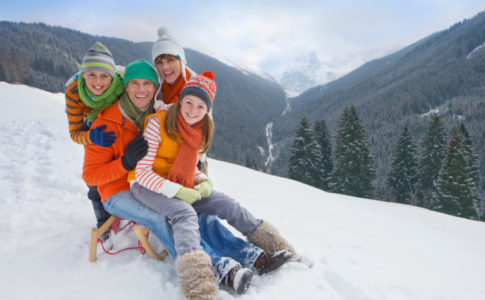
[167,113,204,188]
[160,68,191,104]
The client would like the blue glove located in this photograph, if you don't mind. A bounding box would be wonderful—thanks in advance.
[89,125,116,147]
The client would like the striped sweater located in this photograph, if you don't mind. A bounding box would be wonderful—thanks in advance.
[65,79,93,145]
[133,113,205,198]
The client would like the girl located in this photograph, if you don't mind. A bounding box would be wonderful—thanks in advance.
[65,42,124,230]
[130,71,296,298]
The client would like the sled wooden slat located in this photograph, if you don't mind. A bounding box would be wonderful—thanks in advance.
[133,224,168,261]
[89,215,168,262]
[89,215,117,262]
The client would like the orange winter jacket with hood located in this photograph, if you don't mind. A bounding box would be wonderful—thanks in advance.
[82,100,139,202]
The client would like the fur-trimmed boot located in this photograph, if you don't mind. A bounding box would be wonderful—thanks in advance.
[249,221,296,255]
[175,250,219,300]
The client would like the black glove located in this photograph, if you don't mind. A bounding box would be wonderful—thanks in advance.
[121,136,148,171]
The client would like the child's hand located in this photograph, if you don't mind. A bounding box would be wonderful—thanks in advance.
[194,179,213,198]
[194,175,203,186]
[175,187,201,204]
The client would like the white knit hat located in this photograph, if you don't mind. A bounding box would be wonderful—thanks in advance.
[152,28,188,79]
[151,27,186,62]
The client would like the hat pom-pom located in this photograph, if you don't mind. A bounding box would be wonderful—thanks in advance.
[157,27,168,38]
[202,70,215,80]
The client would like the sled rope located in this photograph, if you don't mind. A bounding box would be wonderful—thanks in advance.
[98,237,147,256]
[97,220,150,256]
[90,215,167,262]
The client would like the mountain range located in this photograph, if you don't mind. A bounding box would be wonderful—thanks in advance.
[270,11,485,199]
[1,14,484,201]
[0,21,285,168]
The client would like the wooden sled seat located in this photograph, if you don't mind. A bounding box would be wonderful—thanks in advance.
[89,215,168,262]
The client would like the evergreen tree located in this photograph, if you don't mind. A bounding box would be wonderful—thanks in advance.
[331,106,375,198]
[244,153,258,170]
[416,115,446,208]
[458,123,482,219]
[432,127,478,219]
[313,120,333,190]
[288,117,321,186]
[458,123,481,203]
[387,124,418,204]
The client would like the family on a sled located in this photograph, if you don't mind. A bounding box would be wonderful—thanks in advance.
[65,28,297,299]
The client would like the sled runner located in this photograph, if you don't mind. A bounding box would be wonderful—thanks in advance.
[89,215,168,262]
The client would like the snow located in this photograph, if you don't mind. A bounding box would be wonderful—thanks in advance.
[1,81,485,299]
[466,41,485,59]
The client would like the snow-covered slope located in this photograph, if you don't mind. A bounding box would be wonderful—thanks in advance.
[1,82,485,299]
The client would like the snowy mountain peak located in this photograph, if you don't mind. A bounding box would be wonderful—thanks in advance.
[276,50,344,97]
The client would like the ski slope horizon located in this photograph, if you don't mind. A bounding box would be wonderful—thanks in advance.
[1,82,485,299]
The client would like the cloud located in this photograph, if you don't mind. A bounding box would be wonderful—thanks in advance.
[2,0,485,82]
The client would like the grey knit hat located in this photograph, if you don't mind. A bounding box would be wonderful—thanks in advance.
[80,42,116,77]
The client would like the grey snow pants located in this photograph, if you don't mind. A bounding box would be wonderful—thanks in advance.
[131,182,262,256]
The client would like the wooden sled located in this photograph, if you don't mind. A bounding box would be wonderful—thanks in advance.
[89,215,168,262]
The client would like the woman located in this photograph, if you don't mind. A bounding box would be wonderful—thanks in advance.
[151,27,194,107]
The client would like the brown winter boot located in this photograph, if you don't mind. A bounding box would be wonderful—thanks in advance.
[249,221,296,255]
[253,250,293,275]
[221,265,254,295]
[175,250,219,300]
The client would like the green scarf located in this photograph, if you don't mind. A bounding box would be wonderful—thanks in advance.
[119,93,154,131]
[78,73,124,122]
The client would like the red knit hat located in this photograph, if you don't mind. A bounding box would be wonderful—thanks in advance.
[178,71,216,110]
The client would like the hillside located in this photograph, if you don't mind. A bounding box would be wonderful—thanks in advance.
[270,11,485,198]
[0,21,286,168]
[1,82,485,299]
[2,16,484,203]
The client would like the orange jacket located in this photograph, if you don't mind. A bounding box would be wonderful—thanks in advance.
[82,100,139,202]
[127,111,181,183]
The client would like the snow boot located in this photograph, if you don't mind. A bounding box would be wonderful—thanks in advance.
[249,221,296,255]
[253,250,292,275]
[175,250,219,300]
[221,265,254,295]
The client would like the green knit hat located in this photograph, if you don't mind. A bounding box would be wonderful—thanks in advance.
[123,59,159,88]
[80,42,116,77]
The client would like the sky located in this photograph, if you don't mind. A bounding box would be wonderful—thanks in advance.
[2,81,485,299]
[2,0,485,80]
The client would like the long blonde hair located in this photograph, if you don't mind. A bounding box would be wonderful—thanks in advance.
[164,103,214,154]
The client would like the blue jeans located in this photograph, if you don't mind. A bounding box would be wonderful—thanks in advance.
[87,185,111,228]
[103,190,262,280]
[198,214,262,268]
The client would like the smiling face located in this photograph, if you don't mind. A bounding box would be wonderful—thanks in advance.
[125,79,157,111]
[154,54,182,86]
[179,95,208,124]
[82,70,112,95]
